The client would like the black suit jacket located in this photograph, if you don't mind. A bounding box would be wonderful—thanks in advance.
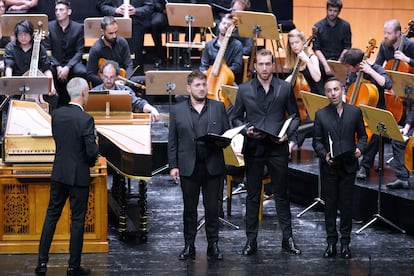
[312,103,367,173]
[168,99,229,177]
[232,76,300,157]
[51,104,99,187]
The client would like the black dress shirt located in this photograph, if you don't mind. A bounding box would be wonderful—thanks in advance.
[375,36,414,67]
[4,40,51,75]
[43,20,84,69]
[313,17,352,60]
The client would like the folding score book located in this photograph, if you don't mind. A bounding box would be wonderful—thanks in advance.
[254,116,294,139]
[195,124,246,148]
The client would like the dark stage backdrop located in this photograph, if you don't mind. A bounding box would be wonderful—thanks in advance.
[34,0,101,23]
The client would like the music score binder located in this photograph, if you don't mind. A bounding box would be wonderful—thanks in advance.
[254,116,294,139]
[195,124,246,148]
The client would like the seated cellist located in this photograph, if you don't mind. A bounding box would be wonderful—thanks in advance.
[341,48,392,180]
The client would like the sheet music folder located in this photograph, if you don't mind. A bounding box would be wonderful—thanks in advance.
[254,116,294,139]
[195,124,246,147]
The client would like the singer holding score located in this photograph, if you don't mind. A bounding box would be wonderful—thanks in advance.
[168,70,229,261]
[312,77,367,259]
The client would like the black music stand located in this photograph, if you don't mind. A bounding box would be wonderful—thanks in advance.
[165,3,214,67]
[296,91,330,217]
[234,11,279,73]
[356,105,406,234]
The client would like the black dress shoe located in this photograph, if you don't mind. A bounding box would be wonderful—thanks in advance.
[178,244,196,260]
[207,242,223,260]
[323,243,337,258]
[67,266,91,276]
[35,262,47,275]
[340,244,352,259]
[386,178,410,189]
[241,240,257,256]
[282,237,301,255]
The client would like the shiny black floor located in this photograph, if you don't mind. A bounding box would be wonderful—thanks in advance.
[2,172,414,275]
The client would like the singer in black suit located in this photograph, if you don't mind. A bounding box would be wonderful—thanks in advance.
[168,70,229,261]
[312,77,367,259]
[232,49,301,256]
[35,78,98,276]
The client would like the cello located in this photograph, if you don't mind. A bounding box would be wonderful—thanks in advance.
[288,27,318,122]
[206,18,237,109]
[346,39,379,107]
[384,20,414,123]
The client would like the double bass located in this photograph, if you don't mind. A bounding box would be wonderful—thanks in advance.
[206,19,237,109]
[289,27,318,122]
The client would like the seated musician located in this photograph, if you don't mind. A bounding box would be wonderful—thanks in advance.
[3,19,58,109]
[4,0,37,12]
[91,59,160,122]
[199,13,243,77]
[340,48,392,180]
[43,0,87,107]
[357,19,414,180]
[86,16,144,89]
[285,28,324,156]
[386,97,414,189]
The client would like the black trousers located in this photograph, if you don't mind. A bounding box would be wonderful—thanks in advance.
[322,161,354,245]
[360,134,379,170]
[244,142,293,242]
[180,161,222,244]
[37,181,90,268]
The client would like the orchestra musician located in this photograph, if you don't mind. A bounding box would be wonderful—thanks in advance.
[92,59,160,122]
[285,28,324,155]
[44,0,87,107]
[230,0,253,56]
[199,13,243,77]
[86,16,143,88]
[340,48,392,180]
[357,19,414,180]
[3,19,58,109]
[97,0,153,74]
[313,0,351,79]
[232,49,301,256]
[312,77,367,259]
[168,70,229,261]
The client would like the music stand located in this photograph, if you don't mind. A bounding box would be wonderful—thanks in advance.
[165,3,214,67]
[235,11,279,73]
[296,91,330,217]
[356,105,406,234]
[385,70,414,98]
[221,84,238,106]
[1,14,48,37]
[145,70,191,111]
[327,60,348,85]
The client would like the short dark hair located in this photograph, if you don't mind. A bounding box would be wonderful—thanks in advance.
[327,0,342,12]
[324,76,343,88]
[14,20,34,40]
[340,48,364,67]
[101,16,117,30]
[187,69,206,85]
[55,0,71,8]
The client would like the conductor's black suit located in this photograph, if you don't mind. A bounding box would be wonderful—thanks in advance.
[37,103,99,269]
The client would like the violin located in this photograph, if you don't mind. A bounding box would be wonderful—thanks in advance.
[206,17,237,109]
[289,27,318,122]
[346,38,379,107]
[384,20,414,73]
